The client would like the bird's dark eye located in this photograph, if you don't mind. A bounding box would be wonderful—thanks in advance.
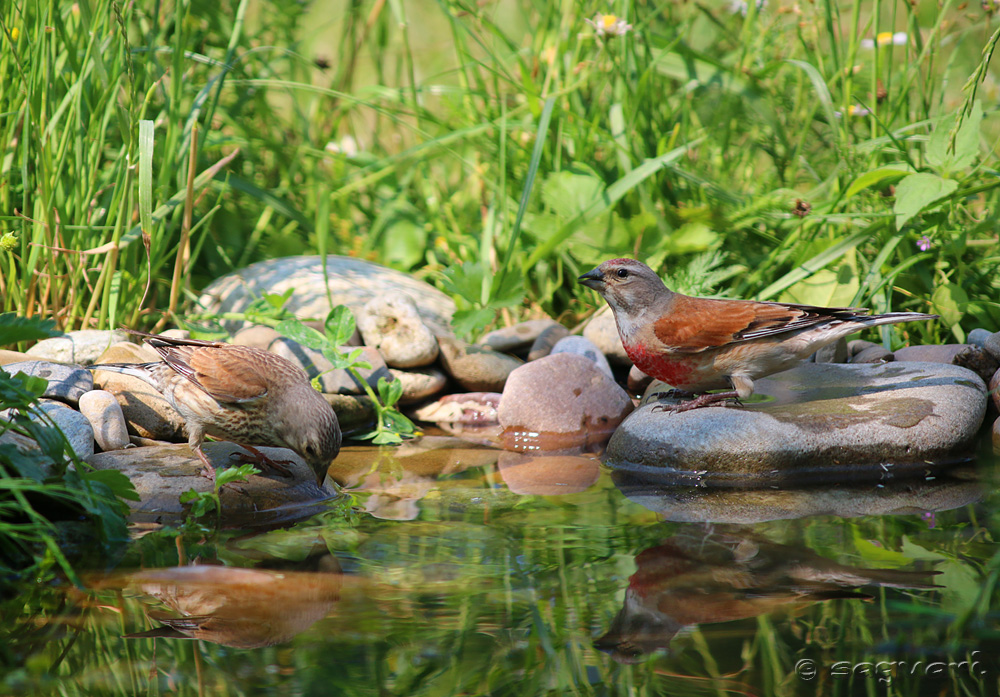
[305,445,316,456]
[616,268,629,279]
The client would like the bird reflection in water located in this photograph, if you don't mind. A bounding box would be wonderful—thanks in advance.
[595,530,940,664]
[112,564,344,649]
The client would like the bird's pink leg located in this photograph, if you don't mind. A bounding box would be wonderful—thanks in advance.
[192,444,217,483]
[231,445,295,478]
[653,390,742,413]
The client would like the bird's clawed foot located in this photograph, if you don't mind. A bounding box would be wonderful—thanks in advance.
[651,390,742,413]
[231,444,296,478]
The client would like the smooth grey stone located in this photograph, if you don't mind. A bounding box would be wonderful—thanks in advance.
[25,330,128,366]
[389,367,447,404]
[847,339,879,357]
[78,390,130,451]
[86,442,337,526]
[479,319,562,354]
[550,336,613,378]
[197,255,454,337]
[498,353,633,449]
[968,328,993,349]
[606,362,986,485]
[583,307,630,365]
[612,468,983,524]
[851,345,893,364]
[527,323,570,361]
[1,360,93,405]
[984,332,1000,363]
[33,399,95,460]
[438,337,523,392]
[894,344,999,382]
[811,337,848,363]
[357,292,439,368]
[270,339,390,395]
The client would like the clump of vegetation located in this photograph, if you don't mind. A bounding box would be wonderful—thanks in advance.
[1,0,996,343]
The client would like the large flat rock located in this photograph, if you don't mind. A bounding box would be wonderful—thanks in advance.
[604,362,987,486]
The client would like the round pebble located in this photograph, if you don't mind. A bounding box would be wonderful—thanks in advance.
[850,345,893,364]
[894,344,999,382]
[232,325,282,350]
[25,329,128,365]
[270,339,389,395]
[968,328,993,349]
[389,368,448,404]
[582,308,630,365]
[527,323,570,361]
[1,360,93,406]
[78,390,131,451]
[355,292,440,368]
[550,336,613,378]
[36,399,95,460]
[438,337,523,392]
[984,332,1000,364]
[479,319,562,354]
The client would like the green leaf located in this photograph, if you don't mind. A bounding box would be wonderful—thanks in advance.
[665,222,719,255]
[893,173,959,228]
[0,313,62,347]
[324,305,357,346]
[216,463,261,487]
[779,265,859,308]
[450,307,497,338]
[377,376,403,407]
[930,283,967,328]
[372,431,403,445]
[276,319,329,350]
[843,166,914,199]
[82,469,141,502]
[926,102,982,174]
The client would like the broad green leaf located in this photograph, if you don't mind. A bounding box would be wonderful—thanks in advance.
[0,313,61,347]
[926,102,982,173]
[779,264,859,308]
[665,222,719,255]
[541,170,606,220]
[893,173,958,228]
[450,307,497,338]
[844,166,914,199]
[276,319,329,350]
[325,305,357,346]
[82,469,141,502]
[930,283,967,328]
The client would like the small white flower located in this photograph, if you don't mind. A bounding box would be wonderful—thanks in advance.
[325,135,359,157]
[861,31,907,49]
[586,13,632,37]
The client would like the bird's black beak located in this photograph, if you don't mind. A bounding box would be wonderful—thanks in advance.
[578,268,604,291]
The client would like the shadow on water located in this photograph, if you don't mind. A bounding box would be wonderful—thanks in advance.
[5,427,1000,695]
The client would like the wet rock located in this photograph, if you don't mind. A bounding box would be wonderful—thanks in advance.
[92,342,186,441]
[984,332,1000,363]
[628,366,653,394]
[498,353,633,449]
[479,319,562,354]
[550,336,613,378]
[78,390,131,451]
[607,362,986,485]
[968,328,993,349]
[197,255,454,337]
[851,345,893,364]
[0,349,29,365]
[527,323,570,361]
[357,292,439,368]
[25,330,129,365]
[271,339,389,395]
[497,452,601,495]
[86,442,338,526]
[37,399,95,459]
[613,468,983,523]
[894,344,999,382]
[232,325,282,350]
[329,437,500,484]
[438,337,523,392]
[413,393,501,436]
[811,337,848,363]
[389,368,447,404]
[323,393,377,432]
[583,307,630,366]
[1,360,93,406]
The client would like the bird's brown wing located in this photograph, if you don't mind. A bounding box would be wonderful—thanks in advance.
[158,345,270,403]
[653,296,868,353]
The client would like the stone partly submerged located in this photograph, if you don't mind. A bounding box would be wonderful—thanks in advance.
[604,361,988,486]
[196,255,455,337]
[87,442,340,527]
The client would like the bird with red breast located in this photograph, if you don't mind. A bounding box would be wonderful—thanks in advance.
[92,332,341,485]
[579,258,937,411]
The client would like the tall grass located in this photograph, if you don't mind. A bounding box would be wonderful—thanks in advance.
[0,0,997,340]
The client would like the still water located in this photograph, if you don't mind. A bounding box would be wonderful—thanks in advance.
[5,434,1000,696]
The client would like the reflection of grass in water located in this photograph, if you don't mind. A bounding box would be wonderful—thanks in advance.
[8,472,1000,696]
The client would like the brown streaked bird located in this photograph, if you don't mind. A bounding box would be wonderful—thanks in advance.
[579,258,937,411]
[92,332,340,484]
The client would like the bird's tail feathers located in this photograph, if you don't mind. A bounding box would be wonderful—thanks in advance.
[87,362,160,380]
[860,312,938,328]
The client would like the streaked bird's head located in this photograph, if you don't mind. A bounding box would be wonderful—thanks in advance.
[278,384,342,485]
